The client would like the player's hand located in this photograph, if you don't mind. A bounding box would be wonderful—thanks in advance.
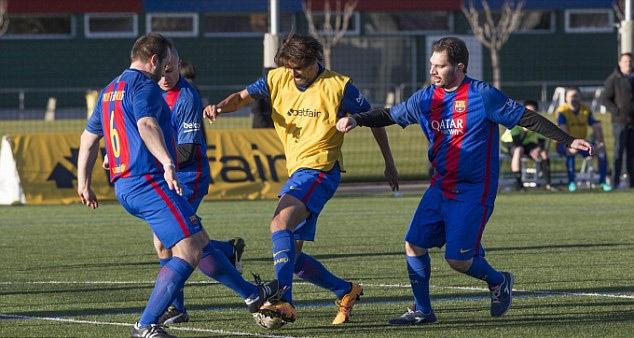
[163,163,182,195]
[384,162,399,191]
[102,154,109,170]
[570,139,594,156]
[203,104,221,124]
[78,186,98,209]
[336,117,358,133]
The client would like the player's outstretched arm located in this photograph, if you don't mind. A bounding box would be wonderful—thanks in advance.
[77,130,101,209]
[137,116,182,195]
[370,127,399,191]
[203,89,254,123]
[517,108,579,150]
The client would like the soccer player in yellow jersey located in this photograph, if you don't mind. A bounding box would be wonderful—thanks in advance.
[556,87,611,192]
[204,34,398,326]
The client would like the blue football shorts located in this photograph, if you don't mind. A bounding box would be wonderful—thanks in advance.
[405,185,494,260]
[279,163,341,241]
[115,174,203,249]
[179,173,210,212]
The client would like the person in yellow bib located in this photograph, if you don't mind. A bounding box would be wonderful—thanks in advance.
[203,34,398,327]
[556,87,611,192]
[501,100,555,191]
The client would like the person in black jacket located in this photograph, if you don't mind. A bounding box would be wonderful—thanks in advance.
[600,52,634,188]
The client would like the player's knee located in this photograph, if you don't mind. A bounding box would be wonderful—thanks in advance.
[270,218,292,233]
[405,242,427,256]
[446,258,471,273]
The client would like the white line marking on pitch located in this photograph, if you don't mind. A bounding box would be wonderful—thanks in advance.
[0,314,307,338]
[2,280,633,300]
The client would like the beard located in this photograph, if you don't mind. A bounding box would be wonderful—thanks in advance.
[150,67,163,82]
[294,77,309,88]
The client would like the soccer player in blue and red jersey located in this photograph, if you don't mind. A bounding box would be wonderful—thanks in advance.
[77,33,279,338]
[337,37,594,325]
[145,46,247,325]
[204,34,399,327]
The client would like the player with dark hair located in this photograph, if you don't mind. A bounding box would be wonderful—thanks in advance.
[556,87,611,192]
[337,36,593,325]
[153,46,248,325]
[204,33,399,326]
[77,33,279,338]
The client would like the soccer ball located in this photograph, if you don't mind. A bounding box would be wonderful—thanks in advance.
[252,305,287,330]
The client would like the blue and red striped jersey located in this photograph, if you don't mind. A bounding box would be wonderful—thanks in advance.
[163,76,210,198]
[390,77,525,206]
[86,68,177,182]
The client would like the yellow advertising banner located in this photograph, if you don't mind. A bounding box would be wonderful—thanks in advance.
[8,129,287,204]
[9,132,114,204]
[205,129,287,200]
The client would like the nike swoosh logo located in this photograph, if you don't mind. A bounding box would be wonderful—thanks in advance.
[273,249,289,257]
[289,186,301,190]
[459,248,471,254]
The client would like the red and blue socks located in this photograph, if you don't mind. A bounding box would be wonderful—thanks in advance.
[159,258,185,313]
[294,252,351,298]
[198,242,257,299]
[139,257,194,327]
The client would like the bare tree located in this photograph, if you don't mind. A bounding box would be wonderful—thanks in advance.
[0,0,8,38]
[462,0,525,89]
[613,0,624,22]
[304,0,358,69]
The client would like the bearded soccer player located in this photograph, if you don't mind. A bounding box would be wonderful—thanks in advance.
[153,46,248,325]
[77,33,278,338]
[203,34,399,326]
[337,37,594,325]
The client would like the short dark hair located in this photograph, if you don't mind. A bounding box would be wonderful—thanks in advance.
[130,33,173,64]
[620,52,632,61]
[432,37,469,73]
[274,33,324,68]
[179,60,196,82]
[524,100,539,110]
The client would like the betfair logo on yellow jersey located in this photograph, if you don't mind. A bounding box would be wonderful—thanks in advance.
[287,108,322,118]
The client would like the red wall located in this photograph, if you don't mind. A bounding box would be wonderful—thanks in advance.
[307,0,462,11]
[8,0,143,13]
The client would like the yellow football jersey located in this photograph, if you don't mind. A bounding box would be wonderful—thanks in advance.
[267,66,350,176]
[556,103,593,139]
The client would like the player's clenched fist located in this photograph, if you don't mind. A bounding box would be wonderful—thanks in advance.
[203,104,222,123]
[336,117,358,133]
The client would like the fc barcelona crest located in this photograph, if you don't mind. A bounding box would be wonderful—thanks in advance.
[454,100,466,113]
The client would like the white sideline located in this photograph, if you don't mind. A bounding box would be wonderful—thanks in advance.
[1,280,633,299]
[0,313,307,338]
